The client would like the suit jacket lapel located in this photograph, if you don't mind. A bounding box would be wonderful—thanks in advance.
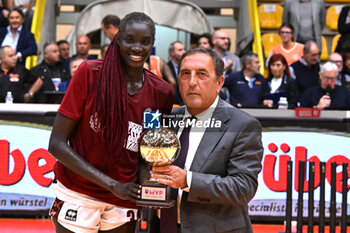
[17,28,25,52]
[190,99,230,172]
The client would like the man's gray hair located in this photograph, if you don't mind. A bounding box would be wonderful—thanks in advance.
[0,45,11,58]
[304,40,317,54]
[320,61,338,76]
[241,53,258,70]
[178,47,224,79]
[43,41,57,53]
[168,41,183,53]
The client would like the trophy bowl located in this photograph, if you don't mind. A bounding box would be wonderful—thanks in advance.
[137,128,181,208]
[140,128,181,166]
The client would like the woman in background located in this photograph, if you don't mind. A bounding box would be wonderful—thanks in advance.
[263,53,299,109]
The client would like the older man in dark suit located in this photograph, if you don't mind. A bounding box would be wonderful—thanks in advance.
[152,48,263,233]
[0,8,37,64]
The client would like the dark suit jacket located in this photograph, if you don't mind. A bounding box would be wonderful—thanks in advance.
[171,99,263,233]
[0,26,37,63]
[167,60,183,105]
[300,85,350,110]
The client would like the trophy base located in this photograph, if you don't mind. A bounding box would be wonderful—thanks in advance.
[137,199,175,208]
[136,180,174,208]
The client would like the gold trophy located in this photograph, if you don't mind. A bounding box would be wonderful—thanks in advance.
[137,127,180,208]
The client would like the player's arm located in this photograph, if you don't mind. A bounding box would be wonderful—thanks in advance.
[48,113,141,201]
[160,58,176,92]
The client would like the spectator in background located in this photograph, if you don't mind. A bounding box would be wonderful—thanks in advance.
[69,57,85,77]
[0,6,9,28]
[57,40,70,70]
[101,14,120,41]
[72,35,97,60]
[224,53,267,108]
[30,42,70,102]
[5,0,34,29]
[269,24,304,66]
[57,40,70,62]
[282,0,326,52]
[329,52,346,86]
[100,15,120,59]
[58,56,85,92]
[0,45,42,102]
[329,52,343,74]
[168,40,186,105]
[197,33,213,49]
[263,54,299,109]
[335,5,350,53]
[100,43,108,59]
[148,55,177,92]
[212,29,240,77]
[300,62,350,110]
[168,41,185,77]
[0,8,37,64]
[339,46,350,90]
[290,40,320,98]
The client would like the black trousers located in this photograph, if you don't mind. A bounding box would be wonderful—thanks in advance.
[150,216,181,233]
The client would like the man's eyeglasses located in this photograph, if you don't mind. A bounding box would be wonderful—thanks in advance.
[280,31,292,35]
[322,76,337,81]
[330,60,342,64]
[216,37,229,40]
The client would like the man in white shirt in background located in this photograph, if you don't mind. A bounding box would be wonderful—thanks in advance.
[0,8,37,64]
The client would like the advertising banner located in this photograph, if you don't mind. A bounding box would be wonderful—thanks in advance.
[0,121,55,212]
[1,120,349,218]
[250,129,350,218]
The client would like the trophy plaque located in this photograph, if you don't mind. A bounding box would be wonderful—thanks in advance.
[137,128,180,208]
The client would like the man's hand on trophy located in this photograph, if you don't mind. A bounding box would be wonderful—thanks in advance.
[151,165,187,189]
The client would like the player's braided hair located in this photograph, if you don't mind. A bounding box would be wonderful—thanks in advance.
[93,12,155,169]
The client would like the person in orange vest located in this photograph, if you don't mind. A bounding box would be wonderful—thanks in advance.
[269,24,304,66]
[147,55,176,92]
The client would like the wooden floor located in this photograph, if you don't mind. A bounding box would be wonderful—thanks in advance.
[0,219,349,232]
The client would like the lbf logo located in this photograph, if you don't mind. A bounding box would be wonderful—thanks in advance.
[143,110,161,129]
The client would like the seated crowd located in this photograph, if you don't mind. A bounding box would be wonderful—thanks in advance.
[1,7,350,110]
[223,38,350,110]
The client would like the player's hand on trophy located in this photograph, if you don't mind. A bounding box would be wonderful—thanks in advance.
[110,182,142,201]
